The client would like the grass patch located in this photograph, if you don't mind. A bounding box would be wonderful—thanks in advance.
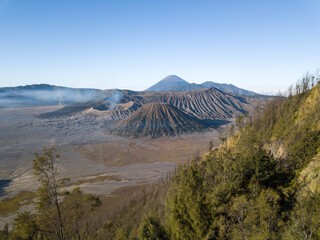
[0,191,36,216]
[72,175,121,186]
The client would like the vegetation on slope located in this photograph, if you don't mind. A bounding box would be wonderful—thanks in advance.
[103,75,320,239]
[1,147,102,240]
[0,191,35,217]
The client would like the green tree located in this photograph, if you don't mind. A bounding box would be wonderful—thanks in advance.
[253,189,281,240]
[236,114,246,130]
[33,146,67,240]
[9,212,37,240]
[284,192,320,240]
[139,216,168,240]
[165,161,211,240]
[0,223,9,240]
[63,187,101,240]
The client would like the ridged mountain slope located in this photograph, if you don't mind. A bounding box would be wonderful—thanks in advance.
[143,88,256,120]
[108,103,210,138]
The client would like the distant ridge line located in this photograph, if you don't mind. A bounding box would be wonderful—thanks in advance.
[145,75,260,96]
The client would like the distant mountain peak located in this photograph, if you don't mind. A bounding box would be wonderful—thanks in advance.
[145,76,260,96]
[145,75,189,92]
[162,75,186,81]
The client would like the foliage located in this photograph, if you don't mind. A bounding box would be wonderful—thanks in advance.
[8,147,102,240]
[284,192,320,239]
[139,216,168,240]
[101,181,171,240]
[33,146,67,240]
[62,187,102,239]
[165,161,211,240]
[9,212,37,240]
[0,224,9,240]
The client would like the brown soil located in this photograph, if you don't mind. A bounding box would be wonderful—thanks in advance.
[76,130,220,167]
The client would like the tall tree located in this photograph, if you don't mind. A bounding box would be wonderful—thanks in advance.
[33,146,68,240]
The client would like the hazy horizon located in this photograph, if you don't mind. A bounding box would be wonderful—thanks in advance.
[1,0,320,95]
[0,74,283,96]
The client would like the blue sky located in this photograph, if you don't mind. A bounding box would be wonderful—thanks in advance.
[0,0,319,94]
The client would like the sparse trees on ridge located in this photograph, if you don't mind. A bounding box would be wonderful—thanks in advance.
[287,69,320,98]
[9,146,101,240]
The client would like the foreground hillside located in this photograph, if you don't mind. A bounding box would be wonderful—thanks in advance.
[101,80,320,239]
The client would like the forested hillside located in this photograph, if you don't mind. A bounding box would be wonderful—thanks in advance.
[102,77,320,239]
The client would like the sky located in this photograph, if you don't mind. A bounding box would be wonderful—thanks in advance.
[0,0,320,94]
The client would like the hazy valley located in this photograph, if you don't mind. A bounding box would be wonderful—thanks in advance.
[0,76,265,232]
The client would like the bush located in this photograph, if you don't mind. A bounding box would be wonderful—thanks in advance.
[140,216,168,240]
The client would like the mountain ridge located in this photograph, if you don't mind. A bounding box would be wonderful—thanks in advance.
[0,82,264,138]
[145,75,260,96]
[108,103,212,138]
[38,87,262,138]
[0,76,261,109]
